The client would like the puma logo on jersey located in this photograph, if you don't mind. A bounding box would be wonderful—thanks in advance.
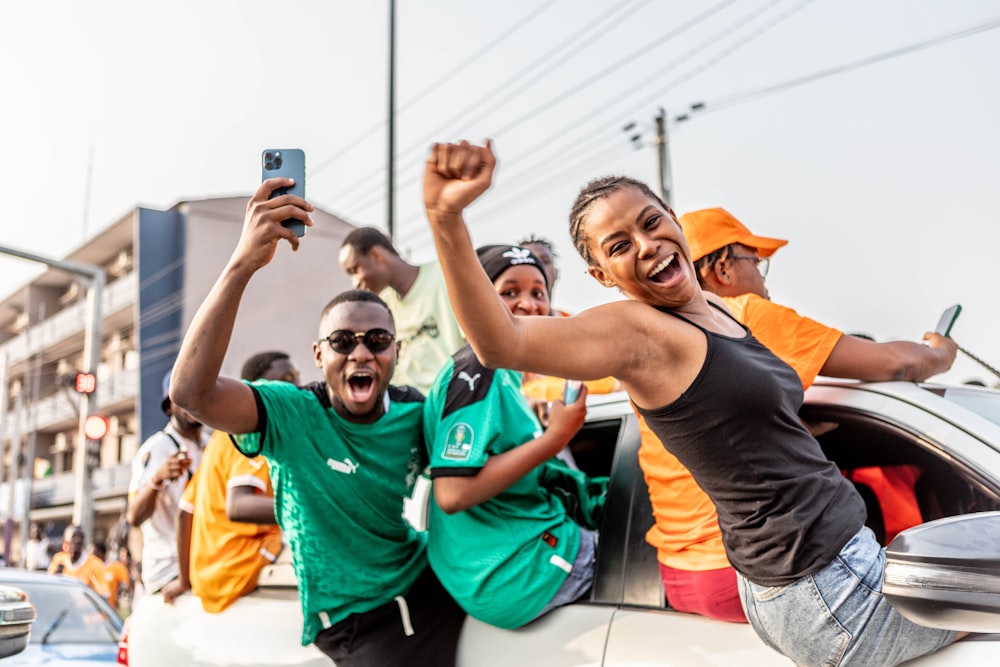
[457,371,481,391]
[327,458,359,475]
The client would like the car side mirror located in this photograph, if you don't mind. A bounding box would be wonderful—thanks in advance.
[0,585,36,658]
[883,511,1000,633]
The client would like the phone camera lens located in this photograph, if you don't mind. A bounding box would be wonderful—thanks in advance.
[264,151,274,160]
[264,161,274,170]
[274,156,283,169]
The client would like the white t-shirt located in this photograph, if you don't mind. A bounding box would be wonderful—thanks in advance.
[128,424,206,592]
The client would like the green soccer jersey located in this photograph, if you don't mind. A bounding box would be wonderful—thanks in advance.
[423,345,581,629]
[233,380,427,645]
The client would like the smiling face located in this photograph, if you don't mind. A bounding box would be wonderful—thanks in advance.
[582,185,699,307]
[493,264,550,317]
[313,299,398,423]
[338,245,391,293]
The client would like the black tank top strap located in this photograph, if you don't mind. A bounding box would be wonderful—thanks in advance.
[651,300,749,338]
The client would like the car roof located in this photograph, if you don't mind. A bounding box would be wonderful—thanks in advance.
[0,568,91,588]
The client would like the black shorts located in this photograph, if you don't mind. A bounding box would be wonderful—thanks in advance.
[313,565,466,667]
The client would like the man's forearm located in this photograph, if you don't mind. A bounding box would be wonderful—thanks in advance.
[170,262,254,413]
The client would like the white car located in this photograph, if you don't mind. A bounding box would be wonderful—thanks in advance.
[123,381,1000,666]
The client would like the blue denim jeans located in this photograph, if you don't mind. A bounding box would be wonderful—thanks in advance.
[532,527,597,621]
[737,526,957,667]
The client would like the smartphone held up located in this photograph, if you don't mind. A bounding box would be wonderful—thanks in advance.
[934,304,961,337]
[563,380,583,404]
[262,149,306,237]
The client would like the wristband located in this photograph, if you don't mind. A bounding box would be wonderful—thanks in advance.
[147,479,165,492]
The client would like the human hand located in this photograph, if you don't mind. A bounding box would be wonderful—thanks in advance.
[544,383,589,447]
[234,178,315,266]
[162,578,189,605]
[922,331,959,366]
[154,452,190,485]
[529,398,551,428]
[423,140,496,220]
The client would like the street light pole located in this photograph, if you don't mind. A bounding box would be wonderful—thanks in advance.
[0,245,104,541]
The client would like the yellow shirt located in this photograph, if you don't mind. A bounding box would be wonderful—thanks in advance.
[48,552,106,594]
[641,294,842,570]
[180,430,282,613]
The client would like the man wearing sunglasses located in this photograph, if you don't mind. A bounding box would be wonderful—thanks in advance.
[628,206,958,623]
[167,178,465,666]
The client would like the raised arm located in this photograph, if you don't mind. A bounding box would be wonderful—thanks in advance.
[423,141,639,382]
[169,179,313,434]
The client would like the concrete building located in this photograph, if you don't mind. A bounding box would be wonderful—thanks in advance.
[0,195,354,562]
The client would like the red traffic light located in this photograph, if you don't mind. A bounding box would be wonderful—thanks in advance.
[74,372,97,394]
[83,415,110,440]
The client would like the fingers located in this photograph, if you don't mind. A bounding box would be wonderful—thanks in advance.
[428,140,494,180]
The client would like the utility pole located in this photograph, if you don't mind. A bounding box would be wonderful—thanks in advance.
[624,108,674,207]
[654,107,673,207]
[0,245,104,541]
[386,0,397,243]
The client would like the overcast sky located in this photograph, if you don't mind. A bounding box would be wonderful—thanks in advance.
[2,0,998,385]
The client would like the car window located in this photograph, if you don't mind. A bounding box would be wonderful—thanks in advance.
[801,404,1000,546]
[19,581,119,645]
[937,386,1000,427]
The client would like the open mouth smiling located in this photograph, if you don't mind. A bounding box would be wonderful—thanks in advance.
[648,253,680,283]
[346,369,377,402]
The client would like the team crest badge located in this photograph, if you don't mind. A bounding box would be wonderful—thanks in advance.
[442,423,474,461]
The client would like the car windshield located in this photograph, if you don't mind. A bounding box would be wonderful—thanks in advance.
[938,386,1000,428]
[17,581,119,645]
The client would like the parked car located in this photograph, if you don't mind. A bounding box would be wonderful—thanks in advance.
[0,568,122,665]
[125,381,1000,666]
[0,583,36,658]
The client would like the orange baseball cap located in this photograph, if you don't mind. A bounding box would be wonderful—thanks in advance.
[679,207,788,262]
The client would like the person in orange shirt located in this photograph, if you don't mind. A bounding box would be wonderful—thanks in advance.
[162,351,299,613]
[48,525,106,595]
[92,542,132,612]
[635,207,958,622]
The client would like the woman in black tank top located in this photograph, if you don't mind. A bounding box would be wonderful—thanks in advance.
[421,140,961,667]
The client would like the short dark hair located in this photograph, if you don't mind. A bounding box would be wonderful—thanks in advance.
[341,227,399,257]
[320,289,395,325]
[569,176,670,266]
[240,351,291,382]
[518,234,557,258]
[692,244,735,288]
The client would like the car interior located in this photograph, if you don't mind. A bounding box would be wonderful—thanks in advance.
[568,402,1000,613]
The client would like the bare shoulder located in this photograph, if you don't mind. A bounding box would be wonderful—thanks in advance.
[704,291,733,314]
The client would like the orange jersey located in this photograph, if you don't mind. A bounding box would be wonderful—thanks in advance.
[101,560,131,608]
[521,374,619,402]
[640,294,843,570]
[180,430,282,613]
[48,552,106,594]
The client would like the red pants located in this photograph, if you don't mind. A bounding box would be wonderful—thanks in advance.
[659,563,748,623]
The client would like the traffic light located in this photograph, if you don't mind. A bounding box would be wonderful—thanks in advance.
[74,372,97,394]
[83,415,109,470]
[83,415,109,440]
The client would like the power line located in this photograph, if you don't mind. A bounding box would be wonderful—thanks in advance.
[324,0,658,214]
[308,0,560,179]
[373,0,809,240]
[685,15,1000,116]
[334,0,753,221]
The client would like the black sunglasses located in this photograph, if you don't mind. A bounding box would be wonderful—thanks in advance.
[318,328,396,355]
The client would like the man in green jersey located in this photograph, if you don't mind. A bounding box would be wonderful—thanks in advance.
[169,178,464,666]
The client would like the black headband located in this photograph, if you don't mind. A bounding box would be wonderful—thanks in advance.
[476,245,548,292]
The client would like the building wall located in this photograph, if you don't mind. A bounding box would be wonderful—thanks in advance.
[181,198,354,387]
[1,195,357,563]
